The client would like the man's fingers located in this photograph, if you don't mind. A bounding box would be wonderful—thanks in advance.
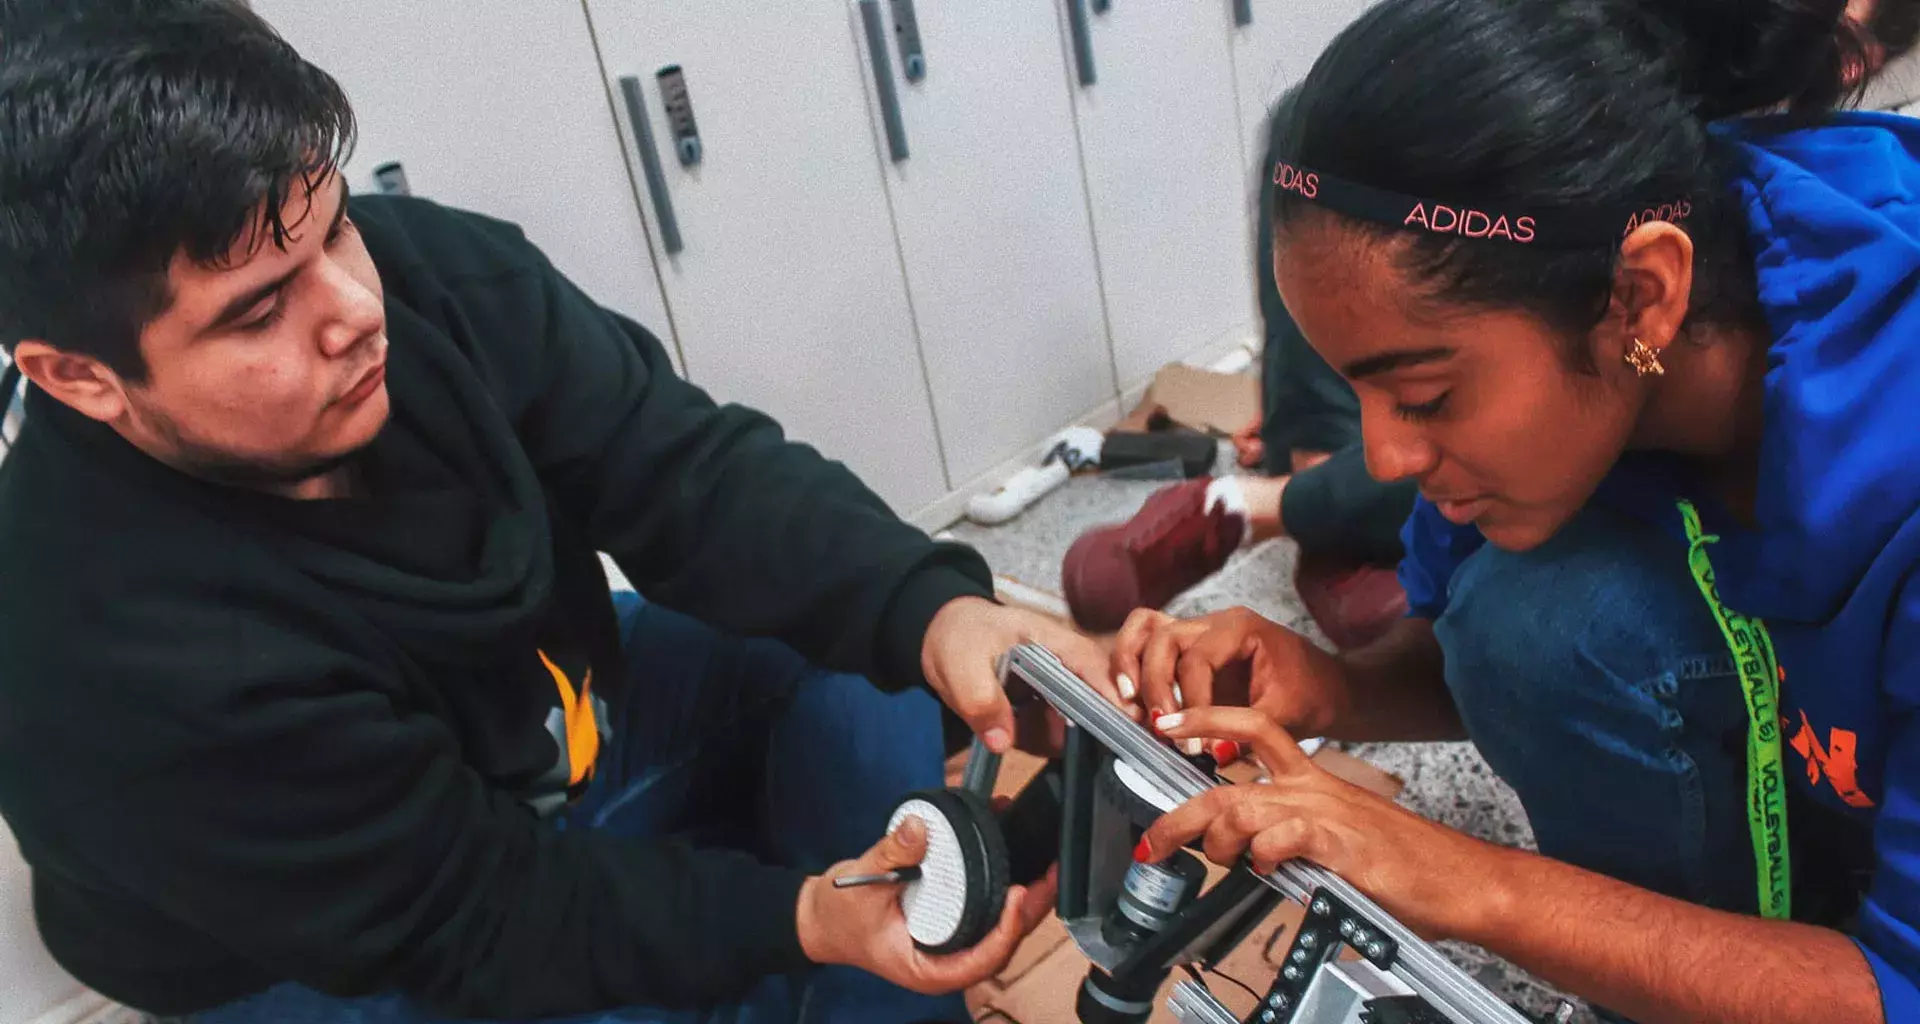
[878,815,930,869]
[950,677,1016,754]
[1152,705,1312,774]
[1047,707,1068,753]
[914,885,1031,990]
[1021,865,1060,932]
[1044,627,1124,710]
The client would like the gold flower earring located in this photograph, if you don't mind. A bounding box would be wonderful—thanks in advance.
[1626,337,1665,377]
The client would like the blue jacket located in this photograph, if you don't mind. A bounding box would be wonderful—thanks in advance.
[1399,111,1920,1020]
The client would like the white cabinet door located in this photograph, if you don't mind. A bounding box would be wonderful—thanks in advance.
[250,1,677,365]
[1227,0,1377,198]
[585,1,947,515]
[1057,0,1257,393]
[850,1,1115,487]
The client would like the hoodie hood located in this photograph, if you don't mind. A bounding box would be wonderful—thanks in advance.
[1707,112,1920,623]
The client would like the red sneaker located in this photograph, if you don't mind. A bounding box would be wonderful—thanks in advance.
[1061,479,1245,633]
[1295,550,1409,650]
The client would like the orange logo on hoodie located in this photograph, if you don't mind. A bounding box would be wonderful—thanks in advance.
[539,650,601,786]
[1786,708,1875,809]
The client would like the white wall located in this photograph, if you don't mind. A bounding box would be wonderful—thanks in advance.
[0,360,79,1024]
[0,818,93,1024]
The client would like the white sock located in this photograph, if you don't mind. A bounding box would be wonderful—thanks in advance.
[1203,477,1253,550]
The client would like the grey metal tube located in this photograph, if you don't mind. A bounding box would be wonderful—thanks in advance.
[1067,0,1098,86]
[859,0,910,161]
[618,75,683,255]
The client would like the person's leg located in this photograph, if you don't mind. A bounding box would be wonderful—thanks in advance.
[1435,504,1757,919]
[186,977,803,1024]
[583,593,968,1024]
[755,658,959,1022]
[1060,444,1416,633]
[193,593,963,1024]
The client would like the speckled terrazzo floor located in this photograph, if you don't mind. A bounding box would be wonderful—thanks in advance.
[946,454,1596,1024]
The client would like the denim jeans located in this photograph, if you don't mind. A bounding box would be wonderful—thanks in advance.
[189,593,967,1024]
[1437,505,1759,918]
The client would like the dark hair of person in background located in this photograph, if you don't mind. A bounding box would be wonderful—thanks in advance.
[1863,0,1920,61]
[0,0,356,381]
[1269,0,1865,374]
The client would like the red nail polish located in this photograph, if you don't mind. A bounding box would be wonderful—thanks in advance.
[1133,837,1152,863]
[1212,740,1241,764]
[1149,709,1166,732]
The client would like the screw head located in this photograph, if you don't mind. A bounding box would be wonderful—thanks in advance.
[1283,966,1302,981]
[1351,928,1373,946]
[1269,993,1287,1009]
[1338,919,1357,938]
[1260,1012,1277,1024]
[1298,930,1320,948]
[1310,898,1332,916]
[1366,941,1388,961]
[1291,948,1310,964]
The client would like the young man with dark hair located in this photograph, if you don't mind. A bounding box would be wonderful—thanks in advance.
[0,3,1103,1020]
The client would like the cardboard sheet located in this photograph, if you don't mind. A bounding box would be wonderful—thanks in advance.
[1141,364,1261,436]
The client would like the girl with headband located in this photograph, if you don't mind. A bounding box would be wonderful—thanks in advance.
[1117,0,1915,1020]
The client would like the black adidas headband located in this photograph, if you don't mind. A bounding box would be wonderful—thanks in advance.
[1273,159,1694,248]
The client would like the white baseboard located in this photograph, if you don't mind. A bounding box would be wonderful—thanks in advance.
[914,325,1261,535]
[593,328,1262,545]
[908,392,1127,533]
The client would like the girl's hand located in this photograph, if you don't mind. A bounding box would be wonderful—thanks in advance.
[1141,706,1510,940]
[1113,607,1350,736]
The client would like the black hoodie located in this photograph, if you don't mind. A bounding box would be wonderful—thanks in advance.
[0,195,993,1016]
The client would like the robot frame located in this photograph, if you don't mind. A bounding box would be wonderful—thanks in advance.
[954,643,1573,1024]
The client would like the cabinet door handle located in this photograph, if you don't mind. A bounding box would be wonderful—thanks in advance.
[890,0,926,81]
[859,0,910,162]
[1234,0,1253,26]
[656,65,703,167]
[619,74,684,255]
[372,161,412,196]
[1067,0,1097,86]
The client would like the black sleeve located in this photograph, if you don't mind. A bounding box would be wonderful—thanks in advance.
[463,232,994,691]
[1280,444,1418,565]
[49,631,811,1017]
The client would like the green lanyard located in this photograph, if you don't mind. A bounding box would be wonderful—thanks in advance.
[1678,499,1791,920]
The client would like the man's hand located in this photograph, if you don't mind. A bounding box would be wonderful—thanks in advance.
[923,597,1121,754]
[1113,606,1349,736]
[795,815,1059,994]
